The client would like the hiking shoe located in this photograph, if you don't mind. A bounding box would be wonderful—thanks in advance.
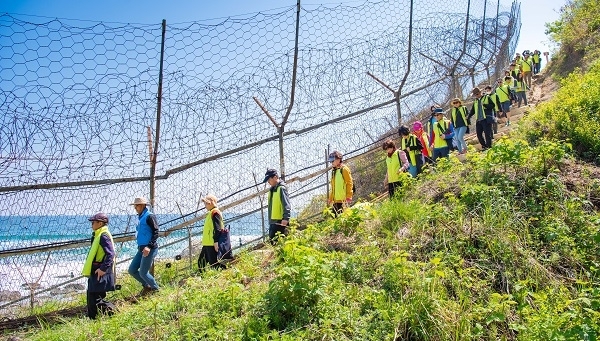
[137,286,152,297]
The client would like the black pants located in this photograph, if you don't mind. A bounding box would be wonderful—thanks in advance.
[198,245,223,271]
[332,202,344,217]
[269,222,287,245]
[388,181,401,199]
[87,291,114,319]
[475,119,493,150]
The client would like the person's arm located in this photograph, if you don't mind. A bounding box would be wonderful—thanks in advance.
[397,150,410,171]
[467,103,475,121]
[280,185,291,224]
[342,166,353,201]
[146,214,159,249]
[212,211,222,251]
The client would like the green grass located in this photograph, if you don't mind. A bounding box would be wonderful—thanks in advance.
[6,137,598,340]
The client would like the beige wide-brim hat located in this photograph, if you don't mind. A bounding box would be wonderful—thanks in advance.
[130,197,149,206]
[201,194,218,206]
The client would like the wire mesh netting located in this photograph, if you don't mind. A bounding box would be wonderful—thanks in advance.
[0,0,521,318]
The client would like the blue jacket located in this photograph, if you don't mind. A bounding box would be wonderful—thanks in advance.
[136,207,159,248]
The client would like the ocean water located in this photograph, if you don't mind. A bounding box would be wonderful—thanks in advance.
[0,212,265,300]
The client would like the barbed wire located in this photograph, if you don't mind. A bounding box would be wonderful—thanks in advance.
[0,0,520,317]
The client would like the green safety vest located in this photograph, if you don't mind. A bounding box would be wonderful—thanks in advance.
[496,85,511,102]
[433,119,450,148]
[401,134,420,166]
[451,106,468,126]
[386,150,401,183]
[269,186,284,220]
[332,168,347,201]
[202,207,223,246]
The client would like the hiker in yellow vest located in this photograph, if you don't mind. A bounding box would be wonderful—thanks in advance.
[398,125,424,177]
[412,121,432,163]
[83,212,116,319]
[521,51,533,89]
[198,194,231,270]
[263,168,291,244]
[327,150,354,216]
[382,139,409,198]
[450,98,470,154]
[514,77,528,108]
[431,108,454,161]
[532,50,542,74]
[495,76,514,127]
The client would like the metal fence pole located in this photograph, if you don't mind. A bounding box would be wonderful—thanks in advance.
[150,19,166,208]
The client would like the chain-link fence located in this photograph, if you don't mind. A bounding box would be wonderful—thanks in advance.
[0,0,521,318]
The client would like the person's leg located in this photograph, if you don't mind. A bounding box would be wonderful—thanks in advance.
[524,71,532,89]
[269,223,287,244]
[440,146,450,158]
[198,247,208,271]
[475,121,486,149]
[128,249,145,287]
[333,202,344,216]
[455,126,467,153]
[388,182,395,198]
[87,290,99,319]
[415,156,423,175]
[523,91,528,105]
[483,121,494,149]
[138,247,159,290]
[205,246,219,269]
[432,148,442,162]
[408,164,417,177]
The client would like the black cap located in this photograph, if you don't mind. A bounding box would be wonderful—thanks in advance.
[263,168,278,183]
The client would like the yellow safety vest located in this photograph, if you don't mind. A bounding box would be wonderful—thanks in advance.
[401,134,420,166]
[269,186,284,220]
[386,150,401,183]
[202,207,223,246]
[433,119,451,148]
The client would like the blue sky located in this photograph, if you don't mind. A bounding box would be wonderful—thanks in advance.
[516,0,565,56]
[1,0,566,58]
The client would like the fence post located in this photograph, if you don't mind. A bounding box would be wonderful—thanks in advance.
[326,146,330,208]
[150,19,166,208]
[396,0,414,126]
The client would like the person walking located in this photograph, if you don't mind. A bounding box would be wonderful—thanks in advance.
[328,150,354,216]
[83,212,116,319]
[521,51,534,90]
[412,121,432,164]
[449,98,469,154]
[431,108,454,161]
[198,194,231,271]
[495,77,514,126]
[532,50,542,75]
[263,169,291,244]
[128,197,160,296]
[382,139,409,199]
[468,87,495,150]
[399,125,424,177]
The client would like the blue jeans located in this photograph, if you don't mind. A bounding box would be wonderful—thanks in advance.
[128,246,159,289]
[453,126,468,153]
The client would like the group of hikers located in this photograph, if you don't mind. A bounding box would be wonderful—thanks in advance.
[82,169,289,319]
[82,50,541,319]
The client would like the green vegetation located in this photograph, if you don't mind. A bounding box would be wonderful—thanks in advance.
[545,0,600,76]
[10,139,599,340]
[519,60,600,164]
